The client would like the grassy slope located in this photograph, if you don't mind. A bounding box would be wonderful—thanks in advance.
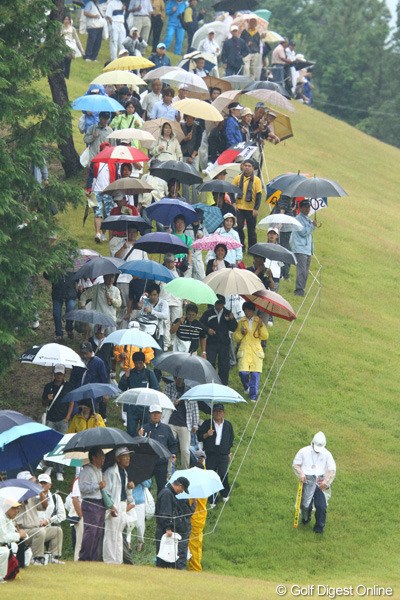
[20,39,400,588]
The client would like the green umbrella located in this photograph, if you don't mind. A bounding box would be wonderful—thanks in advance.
[254,9,272,21]
[164,278,218,305]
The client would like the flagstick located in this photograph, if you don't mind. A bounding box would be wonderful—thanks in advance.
[293,480,303,528]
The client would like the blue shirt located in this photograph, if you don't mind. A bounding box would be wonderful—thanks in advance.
[224,115,243,147]
[289,212,315,255]
[150,100,179,120]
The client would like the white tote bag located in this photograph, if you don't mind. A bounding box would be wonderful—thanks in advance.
[144,488,155,519]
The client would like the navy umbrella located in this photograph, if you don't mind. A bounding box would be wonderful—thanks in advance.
[101,215,151,234]
[61,383,121,404]
[0,410,32,434]
[72,257,121,280]
[153,352,221,384]
[63,427,136,452]
[65,309,116,328]
[133,232,189,254]
[120,259,175,283]
[249,243,297,265]
[0,422,62,472]
[145,198,198,226]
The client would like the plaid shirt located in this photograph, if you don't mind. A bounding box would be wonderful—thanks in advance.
[164,383,199,430]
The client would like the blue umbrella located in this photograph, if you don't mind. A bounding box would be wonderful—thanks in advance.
[192,203,223,234]
[180,383,246,404]
[170,466,223,499]
[120,259,174,283]
[145,198,198,226]
[104,328,161,349]
[65,309,116,328]
[0,479,43,503]
[61,383,121,404]
[0,410,32,434]
[72,94,125,112]
[0,423,62,472]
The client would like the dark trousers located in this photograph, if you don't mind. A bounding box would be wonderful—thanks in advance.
[85,27,103,60]
[153,461,168,496]
[206,344,231,385]
[63,57,72,79]
[279,231,292,279]
[186,23,196,51]
[206,453,230,500]
[294,253,312,296]
[151,15,163,51]
[52,298,75,337]
[302,485,327,533]
[236,209,257,249]
[79,499,105,561]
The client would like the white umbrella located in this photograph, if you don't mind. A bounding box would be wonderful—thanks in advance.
[192,21,229,50]
[116,388,175,411]
[170,467,224,499]
[257,214,304,232]
[104,328,161,349]
[20,343,85,368]
[107,128,156,149]
[160,71,209,93]
[205,162,242,181]
[204,267,265,296]
[143,66,185,81]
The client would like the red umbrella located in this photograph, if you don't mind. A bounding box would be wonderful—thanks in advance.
[242,289,297,321]
[92,145,149,164]
[216,148,241,165]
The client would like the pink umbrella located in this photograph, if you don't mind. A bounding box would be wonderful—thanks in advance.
[242,289,297,321]
[192,234,242,251]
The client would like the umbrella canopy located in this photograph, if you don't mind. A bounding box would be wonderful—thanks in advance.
[62,383,120,405]
[243,80,290,99]
[104,328,161,349]
[203,75,232,93]
[20,343,85,368]
[72,94,125,112]
[143,66,184,81]
[222,75,254,90]
[0,479,43,504]
[107,436,169,484]
[281,176,348,198]
[232,13,269,34]
[153,352,221,384]
[249,243,297,265]
[120,259,174,283]
[242,289,297,321]
[130,436,172,460]
[91,70,146,86]
[192,22,229,51]
[64,427,136,453]
[103,56,155,72]
[180,382,246,404]
[151,160,203,185]
[173,99,223,122]
[92,145,149,165]
[243,89,295,113]
[142,118,185,143]
[44,434,113,468]
[72,257,121,280]
[0,423,62,471]
[204,162,242,182]
[0,410,31,433]
[213,0,259,11]
[163,278,218,305]
[191,203,223,234]
[211,90,243,115]
[263,30,285,43]
[133,232,189,254]
[204,267,265,296]
[101,215,151,233]
[145,198,198,226]
[160,71,209,93]
[266,110,294,142]
[116,389,175,411]
[73,248,101,271]
[258,214,303,233]
[64,309,116,328]
[192,233,242,251]
[197,180,241,195]
[170,467,223,499]
[107,128,156,149]
[254,9,272,20]
[178,53,217,74]
[268,172,309,193]
[102,177,154,195]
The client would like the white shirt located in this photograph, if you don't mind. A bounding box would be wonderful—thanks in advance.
[264,258,283,279]
[198,38,220,57]
[93,163,110,192]
[214,419,224,445]
[85,1,105,28]
[106,0,125,23]
[129,0,153,16]
[292,444,336,478]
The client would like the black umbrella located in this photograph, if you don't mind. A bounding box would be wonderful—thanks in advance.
[133,232,189,254]
[65,309,116,328]
[151,160,203,185]
[102,436,170,484]
[293,60,315,71]
[213,0,258,11]
[72,257,121,280]
[197,180,242,194]
[242,81,291,99]
[153,352,221,384]
[249,243,297,265]
[131,436,172,460]
[268,172,309,192]
[101,215,151,234]
[281,176,348,199]
[63,427,136,452]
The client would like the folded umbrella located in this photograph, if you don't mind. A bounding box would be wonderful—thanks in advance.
[180,382,246,404]
[151,160,203,185]
[242,289,297,321]
[0,479,43,504]
[163,278,218,305]
[62,383,120,404]
[72,257,121,280]
[120,259,174,283]
[145,198,198,226]
[249,243,297,265]
[197,180,242,195]
[103,328,161,349]
[192,233,242,251]
[0,423,63,471]
[115,389,175,411]
[133,232,189,254]
[153,352,221,384]
[170,466,223,499]
[257,214,303,233]
[103,56,155,72]
[92,145,149,165]
[63,427,136,453]
[64,309,116,328]
[204,267,265,296]
[72,94,125,112]
[101,215,151,234]
[20,343,85,368]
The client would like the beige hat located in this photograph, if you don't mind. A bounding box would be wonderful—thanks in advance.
[223,212,237,226]
[230,25,239,32]
[241,107,253,117]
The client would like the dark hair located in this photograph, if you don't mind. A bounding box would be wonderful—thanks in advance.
[173,214,186,224]
[124,100,135,109]
[210,86,222,94]
[162,87,175,98]
[99,112,110,120]
[121,162,133,172]
[215,243,227,255]
[161,122,173,136]
[119,86,130,96]
[147,282,160,295]
[186,303,198,314]
[88,447,103,461]
[242,301,256,312]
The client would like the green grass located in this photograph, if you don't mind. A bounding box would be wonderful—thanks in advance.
[5,35,400,590]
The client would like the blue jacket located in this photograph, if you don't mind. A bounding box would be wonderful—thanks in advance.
[132,479,152,504]
[224,115,243,147]
[148,53,172,69]
[289,212,315,255]
[165,0,186,24]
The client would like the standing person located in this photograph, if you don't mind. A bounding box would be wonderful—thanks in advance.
[150,87,179,120]
[198,30,220,72]
[46,270,77,341]
[61,14,85,79]
[292,432,336,534]
[264,227,283,326]
[188,450,208,572]
[110,100,144,133]
[180,114,202,203]
[78,447,107,561]
[272,195,294,280]
[155,476,190,568]
[127,0,153,43]
[150,0,166,52]
[271,38,291,86]
[86,141,116,244]
[160,254,183,351]
[164,377,199,469]
[241,16,262,79]
[224,102,245,147]
[84,112,113,162]
[170,303,207,354]
[221,25,249,76]
[70,342,109,418]
[106,0,126,60]
[290,199,317,296]
[149,121,183,162]
[163,0,186,56]
[247,254,275,290]
[205,243,231,275]
[122,27,148,56]
[131,478,152,552]
[103,447,135,564]
[141,79,162,121]
[233,301,268,401]
[200,295,238,385]
[197,404,234,506]
[139,405,177,494]
[172,215,193,275]
[80,274,122,333]
[41,365,74,481]
[68,400,106,432]
[83,0,105,62]
[232,159,263,251]
[138,283,169,363]
[183,0,199,52]
[148,42,171,68]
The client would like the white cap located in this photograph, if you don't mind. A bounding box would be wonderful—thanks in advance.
[267,227,279,235]
[17,471,33,480]
[311,431,326,452]
[54,364,66,374]
[230,25,239,32]
[38,473,52,484]
[149,404,163,413]
[115,446,131,457]
[119,48,129,56]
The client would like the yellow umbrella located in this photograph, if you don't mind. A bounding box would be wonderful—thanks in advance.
[173,98,223,122]
[268,111,293,142]
[91,70,146,86]
[103,56,155,72]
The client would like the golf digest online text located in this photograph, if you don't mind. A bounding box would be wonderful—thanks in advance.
[275,585,394,598]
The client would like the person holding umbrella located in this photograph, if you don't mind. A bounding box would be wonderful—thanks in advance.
[206,243,231,275]
[290,199,317,296]
[68,400,106,433]
[149,121,183,162]
[172,215,193,276]
[84,112,113,162]
[70,343,109,418]
[79,274,122,334]
[209,213,243,266]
